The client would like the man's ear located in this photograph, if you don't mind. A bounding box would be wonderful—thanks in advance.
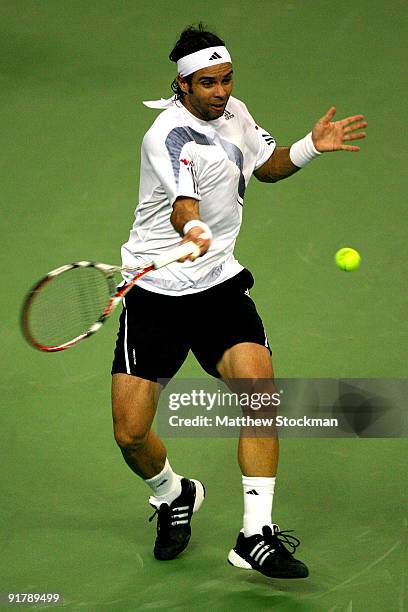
[178,75,189,94]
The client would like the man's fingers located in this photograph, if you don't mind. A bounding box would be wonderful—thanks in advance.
[321,106,336,122]
[314,108,367,152]
[343,121,368,134]
[343,132,367,142]
[187,233,210,260]
[179,231,211,262]
[340,144,361,152]
[339,114,365,127]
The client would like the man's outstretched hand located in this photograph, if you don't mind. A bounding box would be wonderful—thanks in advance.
[312,106,368,152]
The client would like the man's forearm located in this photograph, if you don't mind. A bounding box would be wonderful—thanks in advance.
[170,197,201,235]
[254,147,300,183]
[170,196,211,260]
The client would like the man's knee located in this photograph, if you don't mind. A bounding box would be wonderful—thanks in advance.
[111,373,160,451]
[113,423,150,451]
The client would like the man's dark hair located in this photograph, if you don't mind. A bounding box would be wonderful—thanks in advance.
[169,23,225,98]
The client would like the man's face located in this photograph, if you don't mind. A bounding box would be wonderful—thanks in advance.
[178,62,233,121]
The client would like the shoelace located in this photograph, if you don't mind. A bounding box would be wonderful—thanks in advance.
[269,529,300,555]
[248,528,301,568]
[148,504,189,527]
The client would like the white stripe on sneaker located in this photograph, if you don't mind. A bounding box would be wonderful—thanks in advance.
[258,550,274,566]
[254,545,270,562]
[250,541,265,557]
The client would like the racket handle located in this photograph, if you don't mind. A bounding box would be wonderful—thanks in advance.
[153,241,200,269]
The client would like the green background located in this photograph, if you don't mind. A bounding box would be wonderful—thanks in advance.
[1,1,407,610]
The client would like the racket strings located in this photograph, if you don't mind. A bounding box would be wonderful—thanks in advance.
[27,266,113,347]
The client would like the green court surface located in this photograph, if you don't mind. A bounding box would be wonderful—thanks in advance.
[1,1,407,610]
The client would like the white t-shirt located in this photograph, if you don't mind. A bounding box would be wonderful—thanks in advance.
[121,96,276,295]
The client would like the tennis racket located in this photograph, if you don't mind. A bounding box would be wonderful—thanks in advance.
[21,241,200,352]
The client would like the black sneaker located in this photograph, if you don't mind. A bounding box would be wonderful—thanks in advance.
[228,524,309,579]
[149,478,205,561]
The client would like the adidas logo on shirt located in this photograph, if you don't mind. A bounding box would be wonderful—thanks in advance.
[224,109,235,120]
[246,489,259,495]
[209,51,222,60]
[254,125,275,145]
[262,132,275,146]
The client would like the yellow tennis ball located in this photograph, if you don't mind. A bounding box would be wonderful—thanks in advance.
[335,247,361,271]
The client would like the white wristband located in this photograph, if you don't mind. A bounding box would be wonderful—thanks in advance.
[183,220,213,240]
[289,132,321,168]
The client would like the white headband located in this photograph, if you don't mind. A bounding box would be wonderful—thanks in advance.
[177,46,232,77]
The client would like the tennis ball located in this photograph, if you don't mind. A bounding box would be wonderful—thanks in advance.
[335,247,361,271]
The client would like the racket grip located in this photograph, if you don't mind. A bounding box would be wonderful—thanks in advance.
[153,241,200,269]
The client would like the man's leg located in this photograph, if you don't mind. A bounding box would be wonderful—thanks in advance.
[218,342,308,578]
[217,342,278,480]
[112,373,165,478]
[112,372,205,560]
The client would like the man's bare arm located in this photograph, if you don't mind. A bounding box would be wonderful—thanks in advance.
[171,196,211,260]
[254,147,300,183]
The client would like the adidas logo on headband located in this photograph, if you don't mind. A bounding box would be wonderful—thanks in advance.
[209,51,222,60]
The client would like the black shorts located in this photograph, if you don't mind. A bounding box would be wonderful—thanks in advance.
[111,268,271,382]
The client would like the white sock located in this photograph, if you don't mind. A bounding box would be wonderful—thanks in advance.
[145,458,182,506]
[242,475,276,537]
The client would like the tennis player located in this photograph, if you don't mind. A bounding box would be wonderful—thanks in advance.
[111,23,367,578]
